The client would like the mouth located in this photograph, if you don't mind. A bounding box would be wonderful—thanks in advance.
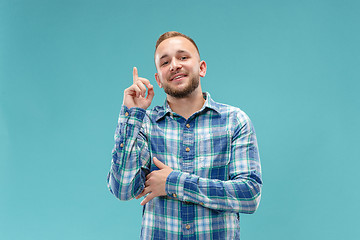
[170,73,188,81]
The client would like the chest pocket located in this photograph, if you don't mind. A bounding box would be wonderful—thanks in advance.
[196,130,231,169]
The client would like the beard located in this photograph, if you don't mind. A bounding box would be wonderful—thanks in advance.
[162,75,200,98]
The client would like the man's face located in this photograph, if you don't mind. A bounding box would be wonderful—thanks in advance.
[154,37,206,98]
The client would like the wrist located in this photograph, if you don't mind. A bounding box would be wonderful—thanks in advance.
[120,105,146,125]
[165,170,189,200]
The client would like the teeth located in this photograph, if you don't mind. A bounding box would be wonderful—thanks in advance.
[173,75,184,80]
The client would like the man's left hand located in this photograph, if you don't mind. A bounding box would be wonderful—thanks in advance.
[136,157,173,205]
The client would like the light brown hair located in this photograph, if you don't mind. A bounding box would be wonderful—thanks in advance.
[155,31,200,56]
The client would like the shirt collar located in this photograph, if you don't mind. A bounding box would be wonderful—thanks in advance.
[202,92,221,114]
[155,92,221,122]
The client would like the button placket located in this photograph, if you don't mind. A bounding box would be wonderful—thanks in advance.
[181,121,195,173]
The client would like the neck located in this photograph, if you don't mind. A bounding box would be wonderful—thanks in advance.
[167,88,205,120]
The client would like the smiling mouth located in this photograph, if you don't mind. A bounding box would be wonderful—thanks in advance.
[170,74,188,81]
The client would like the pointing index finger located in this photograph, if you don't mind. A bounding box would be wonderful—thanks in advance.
[133,67,138,83]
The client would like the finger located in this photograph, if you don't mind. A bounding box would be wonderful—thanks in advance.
[141,192,156,205]
[138,77,154,89]
[145,172,152,180]
[135,81,147,98]
[136,187,151,199]
[145,176,150,187]
[137,77,151,87]
[135,190,144,199]
[133,67,138,83]
[138,77,154,92]
[136,77,154,99]
[126,84,142,98]
[153,157,167,169]
[146,86,155,102]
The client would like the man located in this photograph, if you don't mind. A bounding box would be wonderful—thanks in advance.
[107,31,262,239]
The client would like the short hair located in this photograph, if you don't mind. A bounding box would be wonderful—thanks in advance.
[155,31,200,56]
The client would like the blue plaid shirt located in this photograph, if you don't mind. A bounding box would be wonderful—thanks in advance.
[107,93,262,239]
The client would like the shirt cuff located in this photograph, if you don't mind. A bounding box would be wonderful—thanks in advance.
[165,170,190,201]
[119,105,146,126]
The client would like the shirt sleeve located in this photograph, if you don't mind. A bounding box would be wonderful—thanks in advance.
[107,105,151,200]
[165,112,262,214]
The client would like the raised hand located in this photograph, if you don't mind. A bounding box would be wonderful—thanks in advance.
[136,157,173,205]
[123,67,155,109]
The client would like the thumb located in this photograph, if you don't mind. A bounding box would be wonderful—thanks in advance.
[153,157,167,169]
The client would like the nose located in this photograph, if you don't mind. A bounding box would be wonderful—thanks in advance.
[170,58,181,72]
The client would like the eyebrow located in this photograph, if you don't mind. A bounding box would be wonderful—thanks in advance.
[159,50,189,60]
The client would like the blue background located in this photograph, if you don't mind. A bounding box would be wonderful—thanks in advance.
[1,0,359,239]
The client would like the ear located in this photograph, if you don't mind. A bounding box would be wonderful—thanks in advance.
[155,73,162,88]
[199,60,207,77]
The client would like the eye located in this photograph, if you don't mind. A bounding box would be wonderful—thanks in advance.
[180,56,188,60]
[161,61,169,66]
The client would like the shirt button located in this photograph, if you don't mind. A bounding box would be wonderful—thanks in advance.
[200,202,204,206]
[172,193,177,198]
[185,147,190,152]
[120,143,124,148]
[186,124,190,128]
[125,112,129,117]
[185,224,191,230]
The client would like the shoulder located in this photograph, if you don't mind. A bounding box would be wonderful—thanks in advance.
[214,102,257,141]
[212,100,251,125]
[206,93,250,124]
[211,101,256,142]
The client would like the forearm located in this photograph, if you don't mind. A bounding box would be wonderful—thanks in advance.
[165,170,262,214]
[107,106,150,200]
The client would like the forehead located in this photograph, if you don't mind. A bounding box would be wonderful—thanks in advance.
[155,37,199,60]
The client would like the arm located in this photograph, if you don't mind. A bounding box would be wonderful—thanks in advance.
[107,67,154,200]
[107,106,151,200]
[138,112,262,213]
[165,114,262,213]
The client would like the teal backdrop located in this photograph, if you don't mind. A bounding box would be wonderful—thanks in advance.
[1,0,359,239]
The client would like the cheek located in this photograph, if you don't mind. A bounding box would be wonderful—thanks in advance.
[160,69,171,79]
[156,71,167,87]
[191,65,200,75]
[158,72,165,81]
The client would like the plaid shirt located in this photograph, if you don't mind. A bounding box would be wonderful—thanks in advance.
[107,93,262,240]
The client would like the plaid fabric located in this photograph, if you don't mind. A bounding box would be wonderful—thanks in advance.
[107,93,262,240]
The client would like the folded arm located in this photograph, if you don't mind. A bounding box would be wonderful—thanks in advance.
[107,106,151,200]
[165,114,262,214]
